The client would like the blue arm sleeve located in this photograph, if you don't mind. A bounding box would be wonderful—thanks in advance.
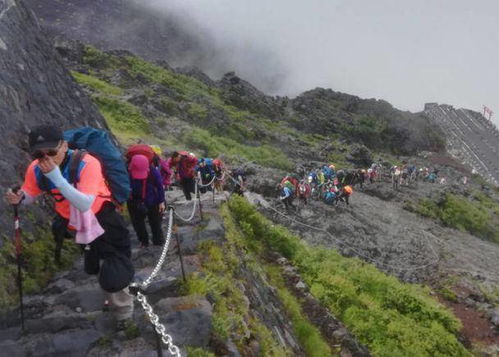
[44,166,95,212]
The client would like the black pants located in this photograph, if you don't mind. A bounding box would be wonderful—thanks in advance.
[180,177,195,200]
[84,202,132,275]
[283,196,295,210]
[127,201,164,246]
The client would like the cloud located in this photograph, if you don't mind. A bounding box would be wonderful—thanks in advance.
[142,0,499,126]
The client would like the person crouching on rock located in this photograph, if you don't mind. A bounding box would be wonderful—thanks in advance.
[5,125,135,330]
[171,151,198,200]
[127,154,165,248]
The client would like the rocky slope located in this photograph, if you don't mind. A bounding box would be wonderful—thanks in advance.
[0,0,107,243]
[424,103,499,186]
[0,190,369,357]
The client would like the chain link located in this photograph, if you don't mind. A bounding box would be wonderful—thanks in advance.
[174,181,199,222]
[130,207,181,356]
[197,174,217,188]
[137,291,181,356]
[141,208,174,287]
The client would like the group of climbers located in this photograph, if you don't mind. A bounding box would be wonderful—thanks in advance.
[278,158,453,210]
[279,164,354,210]
[3,125,242,333]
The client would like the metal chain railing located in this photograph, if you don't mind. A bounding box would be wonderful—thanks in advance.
[174,181,199,222]
[129,207,181,356]
[197,174,217,188]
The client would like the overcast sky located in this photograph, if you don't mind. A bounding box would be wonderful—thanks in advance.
[144,0,499,126]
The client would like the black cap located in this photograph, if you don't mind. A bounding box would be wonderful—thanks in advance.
[28,125,63,151]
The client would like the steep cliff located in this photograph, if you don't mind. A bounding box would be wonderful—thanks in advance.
[0,0,107,241]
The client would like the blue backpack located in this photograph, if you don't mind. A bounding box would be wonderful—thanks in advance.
[64,127,131,204]
[324,191,336,204]
[322,166,334,180]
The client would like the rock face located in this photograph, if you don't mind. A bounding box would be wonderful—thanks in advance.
[0,0,107,242]
[25,0,207,66]
[424,103,499,185]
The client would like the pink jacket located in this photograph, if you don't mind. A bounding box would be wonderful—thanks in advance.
[160,158,174,187]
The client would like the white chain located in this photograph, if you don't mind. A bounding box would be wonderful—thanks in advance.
[174,181,199,222]
[142,208,174,287]
[130,208,181,356]
[137,291,181,357]
[197,174,217,188]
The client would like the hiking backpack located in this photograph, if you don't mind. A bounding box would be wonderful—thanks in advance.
[64,127,131,204]
[324,191,336,204]
[126,144,155,164]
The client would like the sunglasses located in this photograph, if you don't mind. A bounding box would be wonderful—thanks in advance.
[31,142,62,159]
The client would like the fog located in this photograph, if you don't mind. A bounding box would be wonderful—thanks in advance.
[142,0,499,126]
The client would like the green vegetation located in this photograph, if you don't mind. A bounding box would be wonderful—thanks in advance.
[93,96,150,136]
[415,193,499,243]
[76,47,298,171]
[82,45,120,69]
[0,226,79,311]
[185,127,293,170]
[228,195,470,357]
[263,265,333,357]
[71,71,123,96]
[181,238,290,356]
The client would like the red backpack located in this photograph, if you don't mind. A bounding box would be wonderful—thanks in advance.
[126,144,155,163]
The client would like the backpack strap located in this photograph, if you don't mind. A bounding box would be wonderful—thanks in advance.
[69,149,87,187]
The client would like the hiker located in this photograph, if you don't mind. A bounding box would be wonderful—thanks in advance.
[212,158,225,193]
[171,151,198,200]
[391,166,401,190]
[279,182,295,210]
[197,158,215,194]
[127,154,165,248]
[231,167,247,196]
[358,169,366,188]
[159,153,174,191]
[297,180,311,205]
[338,185,353,205]
[5,125,134,328]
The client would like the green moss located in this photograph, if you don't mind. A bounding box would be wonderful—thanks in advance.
[71,71,123,96]
[227,196,470,357]
[93,96,150,136]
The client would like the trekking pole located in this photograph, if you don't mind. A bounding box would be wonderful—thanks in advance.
[12,203,25,332]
